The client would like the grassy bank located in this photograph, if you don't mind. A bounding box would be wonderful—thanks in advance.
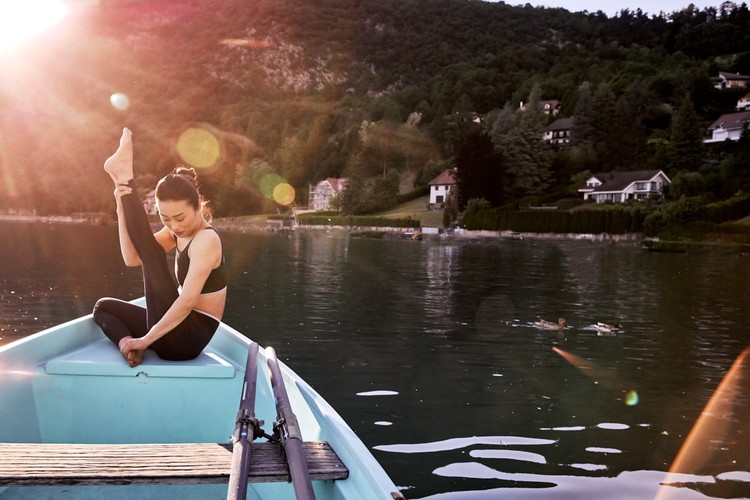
[645,218,750,253]
[372,196,444,227]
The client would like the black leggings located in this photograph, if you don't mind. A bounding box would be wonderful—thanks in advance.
[93,180,218,360]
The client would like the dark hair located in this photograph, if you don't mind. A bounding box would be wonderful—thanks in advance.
[155,166,212,220]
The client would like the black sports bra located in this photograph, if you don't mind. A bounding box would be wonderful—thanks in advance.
[175,227,227,294]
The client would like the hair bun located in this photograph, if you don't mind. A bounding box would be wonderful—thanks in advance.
[173,166,198,185]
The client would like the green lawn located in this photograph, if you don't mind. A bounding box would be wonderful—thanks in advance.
[374,196,445,227]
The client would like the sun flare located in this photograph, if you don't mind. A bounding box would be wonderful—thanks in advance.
[0,0,68,52]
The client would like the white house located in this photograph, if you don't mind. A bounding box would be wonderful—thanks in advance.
[143,188,157,215]
[308,177,347,211]
[736,92,750,111]
[544,117,574,145]
[713,71,750,90]
[704,110,750,143]
[579,170,671,203]
[428,169,456,206]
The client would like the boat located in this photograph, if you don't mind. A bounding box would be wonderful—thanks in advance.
[0,299,403,499]
[534,318,566,330]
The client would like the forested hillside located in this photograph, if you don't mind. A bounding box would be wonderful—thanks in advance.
[0,0,748,216]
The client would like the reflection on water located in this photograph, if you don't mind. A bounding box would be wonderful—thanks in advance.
[0,222,144,344]
[2,222,750,498]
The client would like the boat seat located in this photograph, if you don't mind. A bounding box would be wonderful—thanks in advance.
[0,441,348,486]
[44,339,236,378]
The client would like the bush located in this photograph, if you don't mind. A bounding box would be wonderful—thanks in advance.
[643,196,707,236]
[297,214,420,228]
[704,194,750,223]
[462,206,646,234]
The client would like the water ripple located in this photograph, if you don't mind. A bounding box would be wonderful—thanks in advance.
[375,435,557,454]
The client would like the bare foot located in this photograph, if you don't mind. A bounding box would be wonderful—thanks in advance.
[118,337,144,368]
[104,128,134,184]
[127,349,144,368]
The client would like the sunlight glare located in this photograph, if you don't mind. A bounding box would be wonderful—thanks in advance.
[657,347,750,500]
[0,367,37,377]
[273,182,295,206]
[176,127,221,168]
[221,38,274,48]
[258,173,295,206]
[110,92,130,111]
[0,0,68,52]
[624,389,639,406]
[259,173,283,199]
[552,347,636,404]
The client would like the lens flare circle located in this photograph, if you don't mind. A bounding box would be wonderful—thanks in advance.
[259,173,283,199]
[110,93,130,111]
[624,390,639,406]
[176,128,220,168]
[273,183,295,206]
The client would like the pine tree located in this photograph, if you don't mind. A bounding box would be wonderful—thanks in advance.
[591,82,617,169]
[454,128,505,208]
[667,92,703,173]
[503,85,552,197]
[571,82,594,147]
[612,82,652,169]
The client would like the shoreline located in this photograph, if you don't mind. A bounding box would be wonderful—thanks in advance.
[2,214,747,253]
[0,214,96,224]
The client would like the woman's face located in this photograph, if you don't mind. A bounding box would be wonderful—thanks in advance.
[156,199,202,238]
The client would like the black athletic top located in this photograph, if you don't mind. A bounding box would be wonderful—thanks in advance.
[175,227,227,294]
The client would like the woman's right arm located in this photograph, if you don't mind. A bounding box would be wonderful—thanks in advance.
[114,184,141,267]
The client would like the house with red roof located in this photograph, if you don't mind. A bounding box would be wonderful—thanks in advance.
[428,169,456,206]
[308,177,348,210]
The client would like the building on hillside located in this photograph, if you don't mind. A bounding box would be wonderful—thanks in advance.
[541,99,561,116]
[544,117,574,145]
[578,170,671,203]
[713,71,750,90]
[704,110,750,143]
[308,177,348,211]
[143,188,156,215]
[519,99,561,116]
[428,169,456,206]
[736,92,750,111]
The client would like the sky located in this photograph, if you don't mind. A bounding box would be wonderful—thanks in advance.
[507,0,726,16]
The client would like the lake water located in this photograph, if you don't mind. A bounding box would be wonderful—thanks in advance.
[1,220,750,499]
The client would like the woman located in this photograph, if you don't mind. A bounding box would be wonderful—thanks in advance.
[93,128,227,368]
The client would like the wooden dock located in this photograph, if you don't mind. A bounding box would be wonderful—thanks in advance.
[0,441,348,486]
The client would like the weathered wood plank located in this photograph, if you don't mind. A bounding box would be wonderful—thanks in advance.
[0,441,348,486]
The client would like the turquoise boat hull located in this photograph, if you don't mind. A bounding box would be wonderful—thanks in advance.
[0,301,400,499]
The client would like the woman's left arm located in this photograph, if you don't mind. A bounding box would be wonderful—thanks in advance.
[122,230,221,352]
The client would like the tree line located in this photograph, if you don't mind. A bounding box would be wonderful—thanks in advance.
[0,0,748,216]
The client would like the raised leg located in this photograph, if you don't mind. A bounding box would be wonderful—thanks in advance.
[103,128,134,185]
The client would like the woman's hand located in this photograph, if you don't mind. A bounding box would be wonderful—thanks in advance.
[120,336,149,356]
[118,336,149,368]
[113,184,133,209]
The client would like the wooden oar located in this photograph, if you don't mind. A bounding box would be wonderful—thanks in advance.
[227,341,260,500]
[266,347,316,500]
